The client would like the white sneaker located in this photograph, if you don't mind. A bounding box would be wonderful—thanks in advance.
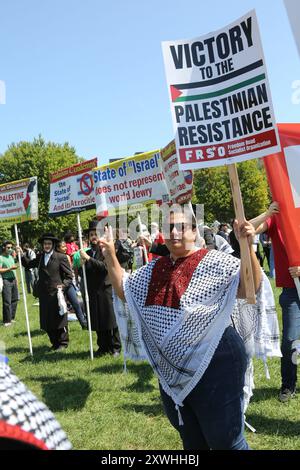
[11,320,16,323]
[4,323,12,327]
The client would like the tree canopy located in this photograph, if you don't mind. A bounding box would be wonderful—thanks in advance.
[0,136,94,245]
[192,159,270,224]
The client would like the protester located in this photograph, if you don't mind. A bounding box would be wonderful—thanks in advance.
[56,240,87,329]
[0,241,19,327]
[22,242,36,294]
[217,223,230,242]
[18,233,73,351]
[79,220,121,357]
[252,201,300,402]
[99,210,262,450]
[0,357,71,450]
[64,231,79,260]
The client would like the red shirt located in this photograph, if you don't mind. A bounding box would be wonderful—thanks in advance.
[151,232,165,260]
[66,242,79,258]
[266,216,294,288]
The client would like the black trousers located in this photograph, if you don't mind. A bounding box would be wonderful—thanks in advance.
[47,328,69,349]
[96,328,121,354]
[2,278,19,323]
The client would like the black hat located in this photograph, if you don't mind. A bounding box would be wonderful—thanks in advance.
[38,233,60,244]
[84,220,99,235]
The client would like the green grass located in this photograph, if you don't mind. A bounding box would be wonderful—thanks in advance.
[1,273,300,450]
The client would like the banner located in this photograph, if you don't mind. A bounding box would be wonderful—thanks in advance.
[93,150,170,218]
[49,159,97,217]
[162,10,280,169]
[160,140,193,203]
[0,177,38,224]
[284,0,300,57]
[264,123,300,266]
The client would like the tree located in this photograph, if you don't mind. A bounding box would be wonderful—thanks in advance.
[192,159,270,224]
[0,136,94,245]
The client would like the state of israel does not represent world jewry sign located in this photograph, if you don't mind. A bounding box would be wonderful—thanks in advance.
[162,10,280,169]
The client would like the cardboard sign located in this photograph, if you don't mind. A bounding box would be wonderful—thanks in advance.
[49,159,97,217]
[162,10,280,169]
[93,150,170,218]
[0,177,38,224]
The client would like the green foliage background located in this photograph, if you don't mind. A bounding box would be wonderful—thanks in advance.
[0,136,94,245]
[192,159,270,224]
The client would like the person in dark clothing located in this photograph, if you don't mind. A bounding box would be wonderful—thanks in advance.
[0,241,19,326]
[18,233,73,351]
[80,221,121,357]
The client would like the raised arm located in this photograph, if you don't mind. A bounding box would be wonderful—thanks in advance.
[250,201,279,234]
[98,227,125,301]
[234,220,262,299]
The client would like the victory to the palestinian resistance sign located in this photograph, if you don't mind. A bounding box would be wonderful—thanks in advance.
[162,10,280,169]
[49,159,97,217]
[0,177,38,224]
[93,150,170,218]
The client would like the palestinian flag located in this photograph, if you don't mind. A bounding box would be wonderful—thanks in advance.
[23,180,36,217]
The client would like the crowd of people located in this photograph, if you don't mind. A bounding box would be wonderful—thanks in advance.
[0,201,299,450]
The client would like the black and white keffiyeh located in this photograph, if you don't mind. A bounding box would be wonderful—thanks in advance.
[113,250,281,419]
[0,363,71,450]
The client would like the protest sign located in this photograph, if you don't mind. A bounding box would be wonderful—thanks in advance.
[49,159,97,217]
[49,158,97,360]
[160,140,193,204]
[93,150,170,218]
[0,177,38,224]
[0,176,38,356]
[162,10,280,170]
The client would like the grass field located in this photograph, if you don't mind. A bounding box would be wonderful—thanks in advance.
[1,275,300,450]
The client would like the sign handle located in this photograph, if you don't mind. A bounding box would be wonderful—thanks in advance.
[14,224,33,356]
[77,213,94,360]
[228,164,256,304]
[137,213,149,264]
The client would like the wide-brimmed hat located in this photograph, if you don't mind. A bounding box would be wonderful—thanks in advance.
[83,220,99,235]
[38,233,60,244]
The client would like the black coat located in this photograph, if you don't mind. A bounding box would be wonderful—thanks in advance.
[22,251,73,331]
[82,247,117,331]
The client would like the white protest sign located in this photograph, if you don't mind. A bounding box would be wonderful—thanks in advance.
[0,177,38,224]
[49,159,97,217]
[162,10,280,169]
[160,140,193,204]
[93,150,170,218]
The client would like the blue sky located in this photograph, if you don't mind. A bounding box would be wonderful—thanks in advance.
[0,0,299,164]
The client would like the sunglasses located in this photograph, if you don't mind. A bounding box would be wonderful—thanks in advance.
[163,222,196,234]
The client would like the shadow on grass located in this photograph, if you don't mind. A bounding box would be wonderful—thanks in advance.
[250,387,279,403]
[246,413,300,437]
[14,329,45,338]
[120,402,164,417]
[20,348,93,363]
[6,345,49,355]
[30,375,91,412]
[93,362,155,393]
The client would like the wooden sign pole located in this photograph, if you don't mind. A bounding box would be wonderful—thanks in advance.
[228,163,256,304]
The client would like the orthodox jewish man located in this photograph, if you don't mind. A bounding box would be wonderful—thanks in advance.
[18,233,73,351]
[80,220,121,357]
